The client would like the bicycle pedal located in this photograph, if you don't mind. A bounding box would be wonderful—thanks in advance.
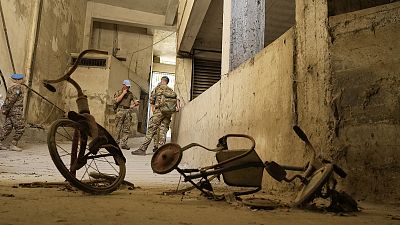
[265,161,287,182]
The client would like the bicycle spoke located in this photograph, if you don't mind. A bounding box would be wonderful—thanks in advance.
[87,160,102,174]
[62,126,73,140]
[102,156,119,174]
[49,119,125,193]
[56,143,71,156]
[56,130,72,141]
[93,159,102,175]
[80,159,95,181]
[59,152,71,158]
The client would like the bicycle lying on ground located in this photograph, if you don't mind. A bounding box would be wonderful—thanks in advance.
[151,126,358,211]
[44,49,127,194]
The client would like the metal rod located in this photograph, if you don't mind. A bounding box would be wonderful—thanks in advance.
[22,84,65,113]
[0,0,16,73]
[185,162,265,180]
[25,0,43,118]
[176,167,213,197]
[280,165,305,172]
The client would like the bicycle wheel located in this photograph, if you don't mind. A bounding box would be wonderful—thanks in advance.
[293,164,333,206]
[48,118,126,194]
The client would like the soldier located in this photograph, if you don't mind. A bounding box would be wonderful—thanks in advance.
[0,73,26,151]
[113,80,139,150]
[132,76,178,155]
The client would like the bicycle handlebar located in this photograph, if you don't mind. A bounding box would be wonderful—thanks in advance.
[43,49,108,97]
[194,134,256,172]
[42,49,108,114]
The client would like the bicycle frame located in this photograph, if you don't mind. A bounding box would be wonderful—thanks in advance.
[43,49,126,168]
[151,126,350,207]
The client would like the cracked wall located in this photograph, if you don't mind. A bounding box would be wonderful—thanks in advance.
[173,1,400,201]
[0,0,87,125]
[26,0,87,124]
[329,2,400,201]
[0,0,33,86]
[174,29,304,191]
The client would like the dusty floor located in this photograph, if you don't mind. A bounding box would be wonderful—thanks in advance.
[0,138,399,225]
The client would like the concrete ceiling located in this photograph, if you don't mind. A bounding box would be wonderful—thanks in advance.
[89,0,178,63]
[91,0,169,15]
[192,0,296,59]
[153,30,177,63]
[193,0,223,52]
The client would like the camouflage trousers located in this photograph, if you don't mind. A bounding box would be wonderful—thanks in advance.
[139,111,171,151]
[0,113,25,143]
[115,108,132,146]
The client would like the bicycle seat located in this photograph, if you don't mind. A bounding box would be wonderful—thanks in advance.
[216,150,264,187]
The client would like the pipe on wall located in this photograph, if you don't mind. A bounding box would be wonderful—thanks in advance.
[0,0,16,74]
[23,0,43,119]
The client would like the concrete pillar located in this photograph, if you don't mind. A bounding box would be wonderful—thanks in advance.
[171,57,192,142]
[221,0,265,75]
[174,57,192,105]
[294,0,332,150]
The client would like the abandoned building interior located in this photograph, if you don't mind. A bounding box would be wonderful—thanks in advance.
[0,0,399,224]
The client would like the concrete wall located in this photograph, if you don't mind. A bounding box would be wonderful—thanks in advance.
[173,58,192,106]
[26,0,88,124]
[65,55,142,136]
[153,63,175,74]
[173,29,305,190]
[64,65,109,125]
[329,2,400,201]
[0,0,33,83]
[109,56,141,136]
[91,22,153,82]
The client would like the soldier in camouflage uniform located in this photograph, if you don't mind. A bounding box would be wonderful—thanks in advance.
[132,76,178,155]
[113,80,139,150]
[0,74,26,151]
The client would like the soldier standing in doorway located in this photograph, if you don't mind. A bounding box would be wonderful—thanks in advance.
[132,76,178,155]
[113,79,139,150]
[0,73,26,151]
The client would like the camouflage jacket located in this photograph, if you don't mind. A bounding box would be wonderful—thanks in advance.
[113,90,137,108]
[1,84,24,115]
[150,84,176,106]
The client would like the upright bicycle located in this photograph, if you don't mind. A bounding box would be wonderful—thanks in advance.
[44,50,126,194]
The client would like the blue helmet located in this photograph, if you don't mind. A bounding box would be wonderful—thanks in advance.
[11,73,24,80]
[123,79,131,87]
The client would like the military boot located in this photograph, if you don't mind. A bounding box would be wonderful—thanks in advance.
[0,143,8,150]
[131,149,146,156]
[9,141,22,152]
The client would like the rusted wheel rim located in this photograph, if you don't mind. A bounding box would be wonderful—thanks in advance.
[151,143,182,174]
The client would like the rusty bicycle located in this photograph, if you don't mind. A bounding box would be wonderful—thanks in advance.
[151,126,357,210]
[44,50,127,194]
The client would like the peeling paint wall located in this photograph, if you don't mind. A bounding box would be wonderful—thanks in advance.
[27,0,88,124]
[90,22,153,83]
[64,56,141,135]
[329,2,400,201]
[0,0,33,86]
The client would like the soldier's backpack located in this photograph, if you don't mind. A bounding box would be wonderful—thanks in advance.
[158,88,177,115]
